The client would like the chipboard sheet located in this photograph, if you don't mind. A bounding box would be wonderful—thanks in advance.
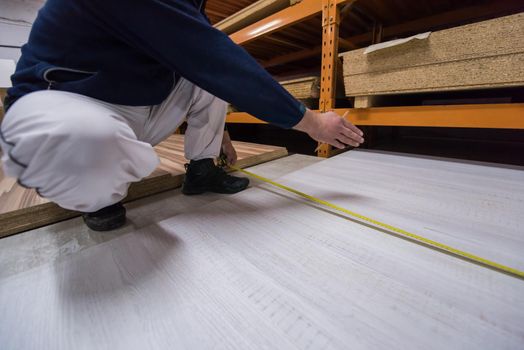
[1,150,523,350]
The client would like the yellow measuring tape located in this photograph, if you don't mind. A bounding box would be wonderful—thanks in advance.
[230,165,524,280]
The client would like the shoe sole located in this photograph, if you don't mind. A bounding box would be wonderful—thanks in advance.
[83,214,127,231]
[182,184,249,195]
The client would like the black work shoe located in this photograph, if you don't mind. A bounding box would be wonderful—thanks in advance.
[82,202,126,231]
[182,158,249,195]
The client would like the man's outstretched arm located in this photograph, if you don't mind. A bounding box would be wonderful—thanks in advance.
[85,0,363,147]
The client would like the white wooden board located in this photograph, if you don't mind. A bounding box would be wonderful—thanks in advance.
[1,151,523,349]
[0,59,16,87]
[0,0,44,61]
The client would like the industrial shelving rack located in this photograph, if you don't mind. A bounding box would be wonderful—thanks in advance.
[224,0,524,157]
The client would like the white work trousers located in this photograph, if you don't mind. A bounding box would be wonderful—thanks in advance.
[0,78,226,212]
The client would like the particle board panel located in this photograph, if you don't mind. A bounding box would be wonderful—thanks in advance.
[280,76,320,99]
[344,53,524,96]
[228,76,319,113]
[341,13,524,96]
[0,134,287,238]
[0,150,523,349]
[343,13,524,75]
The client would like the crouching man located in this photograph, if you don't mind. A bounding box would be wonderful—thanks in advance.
[0,0,364,231]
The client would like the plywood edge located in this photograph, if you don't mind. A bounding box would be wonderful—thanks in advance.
[215,0,295,35]
[342,50,524,77]
[353,96,376,108]
[344,78,524,97]
[234,147,288,169]
[0,203,77,238]
[0,88,7,122]
[279,76,319,85]
[279,76,320,99]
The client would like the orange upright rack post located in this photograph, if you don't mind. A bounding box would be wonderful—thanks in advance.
[317,0,341,157]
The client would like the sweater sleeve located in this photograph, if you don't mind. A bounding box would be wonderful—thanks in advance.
[85,0,306,129]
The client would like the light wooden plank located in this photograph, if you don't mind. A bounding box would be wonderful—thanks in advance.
[0,47,21,62]
[279,76,320,99]
[0,0,42,50]
[353,95,375,108]
[0,150,522,349]
[0,134,287,238]
[0,23,31,48]
[215,0,295,35]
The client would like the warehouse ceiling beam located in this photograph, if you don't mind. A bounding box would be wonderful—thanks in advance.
[230,0,352,45]
[259,1,358,69]
[206,9,230,19]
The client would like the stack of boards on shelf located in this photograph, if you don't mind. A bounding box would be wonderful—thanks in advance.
[227,73,344,113]
[0,134,287,238]
[341,13,524,108]
[227,76,322,113]
[280,76,321,99]
[0,150,523,349]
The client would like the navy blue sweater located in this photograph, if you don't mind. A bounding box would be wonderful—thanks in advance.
[8,0,305,128]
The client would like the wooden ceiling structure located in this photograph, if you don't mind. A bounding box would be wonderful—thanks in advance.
[206,0,524,77]
[206,0,260,24]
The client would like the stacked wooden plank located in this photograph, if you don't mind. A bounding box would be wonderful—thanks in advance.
[280,76,320,99]
[227,76,320,113]
[0,88,7,121]
[341,13,524,104]
[215,0,301,35]
[0,134,287,238]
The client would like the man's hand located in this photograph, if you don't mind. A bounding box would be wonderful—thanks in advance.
[293,109,364,149]
[221,130,238,165]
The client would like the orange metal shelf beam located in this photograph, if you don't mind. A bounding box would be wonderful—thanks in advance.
[230,0,351,45]
[227,104,524,129]
[337,104,524,129]
[227,112,265,124]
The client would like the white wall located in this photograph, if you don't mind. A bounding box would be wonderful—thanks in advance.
[0,0,46,61]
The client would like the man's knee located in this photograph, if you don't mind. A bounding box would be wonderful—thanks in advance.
[205,93,227,112]
[186,93,226,128]
[1,93,158,212]
[53,113,128,159]
[2,91,125,155]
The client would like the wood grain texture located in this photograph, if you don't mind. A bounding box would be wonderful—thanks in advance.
[215,0,295,35]
[0,150,522,349]
[341,13,524,96]
[0,88,8,122]
[280,76,321,99]
[228,76,321,112]
[0,134,287,238]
